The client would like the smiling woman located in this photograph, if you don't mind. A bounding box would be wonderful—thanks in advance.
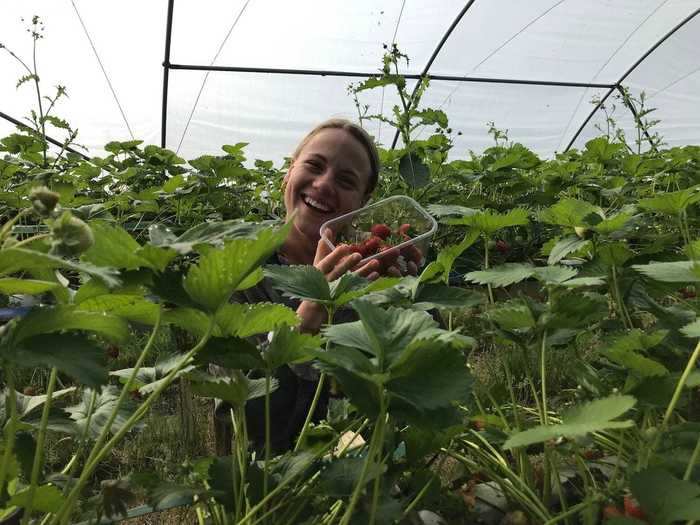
[214,118,384,454]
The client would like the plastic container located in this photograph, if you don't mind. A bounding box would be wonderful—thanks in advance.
[319,195,438,270]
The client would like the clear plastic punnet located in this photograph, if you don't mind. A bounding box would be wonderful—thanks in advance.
[319,195,438,271]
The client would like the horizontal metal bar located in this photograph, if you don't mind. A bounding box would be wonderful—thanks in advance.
[0,110,89,160]
[167,63,615,88]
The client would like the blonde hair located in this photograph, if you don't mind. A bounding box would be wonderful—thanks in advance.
[292,118,380,196]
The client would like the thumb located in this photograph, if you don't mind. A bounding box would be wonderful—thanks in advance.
[314,228,334,264]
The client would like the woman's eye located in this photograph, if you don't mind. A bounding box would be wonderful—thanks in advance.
[305,160,322,172]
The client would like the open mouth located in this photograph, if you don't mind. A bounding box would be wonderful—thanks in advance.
[301,193,334,214]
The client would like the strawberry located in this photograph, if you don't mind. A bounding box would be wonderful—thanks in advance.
[349,243,365,256]
[23,386,38,396]
[624,494,646,521]
[602,504,624,520]
[680,287,696,299]
[370,223,391,240]
[107,344,120,359]
[378,245,399,270]
[495,239,509,255]
[363,236,382,256]
[398,223,414,237]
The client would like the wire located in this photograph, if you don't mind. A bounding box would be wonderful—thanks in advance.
[414,0,567,141]
[69,0,134,139]
[558,0,669,151]
[647,64,700,100]
[176,0,252,154]
[377,0,407,144]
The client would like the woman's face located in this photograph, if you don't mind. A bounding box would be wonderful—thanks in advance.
[284,128,371,241]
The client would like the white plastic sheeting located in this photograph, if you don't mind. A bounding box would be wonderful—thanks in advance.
[1,0,699,164]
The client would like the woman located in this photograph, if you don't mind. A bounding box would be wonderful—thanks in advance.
[215,118,406,454]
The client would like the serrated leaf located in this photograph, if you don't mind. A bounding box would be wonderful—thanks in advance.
[0,278,59,295]
[446,209,529,234]
[539,198,603,228]
[215,302,298,338]
[76,295,159,325]
[264,265,330,303]
[504,395,636,449]
[163,307,211,338]
[110,354,194,394]
[0,387,75,422]
[638,185,700,216]
[427,204,478,217]
[0,248,120,287]
[184,225,289,311]
[593,212,636,234]
[265,326,321,369]
[602,330,669,377]
[81,222,146,270]
[317,457,384,498]
[532,265,578,284]
[598,242,634,267]
[135,244,177,273]
[488,303,535,331]
[399,153,429,188]
[159,219,275,254]
[465,263,534,288]
[8,484,63,513]
[548,236,589,265]
[13,334,108,387]
[188,371,275,407]
[435,230,481,283]
[12,305,129,344]
[561,276,606,288]
[413,284,483,310]
[632,261,700,282]
[52,386,136,438]
[193,337,263,370]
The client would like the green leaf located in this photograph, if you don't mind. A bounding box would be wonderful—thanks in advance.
[446,209,529,234]
[184,225,289,311]
[488,302,536,331]
[215,302,298,338]
[110,354,194,395]
[399,153,429,188]
[0,278,59,295]
[387,340,472,412]
[593,212,636,235]
[631,467,700,524]
[465,263,534,288]
[194,337,263,370]
[317,457,383,497]
[561,276,606,288]
[52,386,136,438]
[163,308,211,338]
[435,230,481,283]
[135,244,177,273]
[638,185,700,216]
[81,222,146,270]
[265,326,321,369]
[264,265,330,303]
[14,334,108,387]
[413,284,483,310]
[0,387,75,422]
[8,484,63,513]
[427,204,478,217]
[681,320,700,338]
[598,243,634,267]
[12,305,129,344]
[584,136,624,163]
[154,220,274,255]
[602,330,669,377]
[539,198,603,228]
[548,236,589,265]
[632,261,700,282]
[0,248,120,287]
[189,371,274,407]
[76,295,159,325]
[503,395,636,449]
[532,265,578,284]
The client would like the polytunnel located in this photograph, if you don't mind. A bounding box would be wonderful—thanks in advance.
[1,0,699,164]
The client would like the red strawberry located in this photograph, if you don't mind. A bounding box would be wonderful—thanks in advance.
[370,223,391,240]
[378,245,399,270]
[624,495,646,521]
[495,239,509,255]
[680,287,696,299]
[400,244,422,265]
[398,223,414,237]
[349,243,365,256]
[602,505,624,520]
[363,236,382,256]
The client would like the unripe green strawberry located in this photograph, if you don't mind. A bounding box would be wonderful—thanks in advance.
[30,186,60,217]
[51,211,94,255]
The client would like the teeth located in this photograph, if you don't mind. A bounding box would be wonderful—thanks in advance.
[303,195,331,212]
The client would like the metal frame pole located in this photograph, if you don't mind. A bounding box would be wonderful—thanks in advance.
[0,110,89,160]
[161,0,175,148]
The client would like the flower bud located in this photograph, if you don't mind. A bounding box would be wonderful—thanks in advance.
[51,211,94,255]
[29,186,60,217]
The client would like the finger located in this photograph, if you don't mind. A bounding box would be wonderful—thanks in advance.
[353,258,381,277]
[386,265,402,278]
[367,271,380,281]
[326,252,363,281]
[314,228,336,265]
[316,244,352,273]
[407,261,418,276]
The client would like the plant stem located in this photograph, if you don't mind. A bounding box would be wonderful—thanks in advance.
[484,235,495,304]
[21,367,57,525]
[684,430,700,481]
[12,233,50,249]
[340,391,386,525]
[0,367,18,493]
[263,370,272,522]
[540,330,549,425]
